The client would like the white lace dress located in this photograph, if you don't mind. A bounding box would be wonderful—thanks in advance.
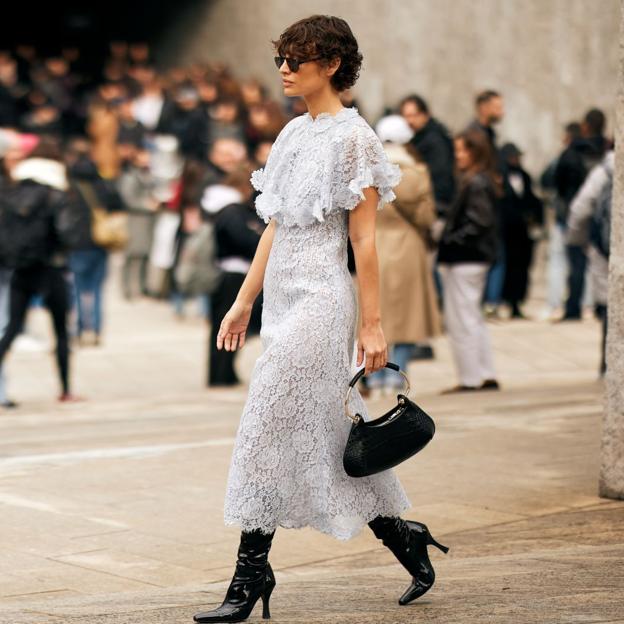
[222,106,412,541]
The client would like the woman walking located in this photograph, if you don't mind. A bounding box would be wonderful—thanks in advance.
[437,128,501,393]
[193,15,448,623]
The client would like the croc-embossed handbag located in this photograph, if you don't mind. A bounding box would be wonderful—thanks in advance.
[343,362,435,477]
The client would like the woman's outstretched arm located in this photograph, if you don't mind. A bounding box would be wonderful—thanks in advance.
[348,187,388,376]
[217,219,276,351]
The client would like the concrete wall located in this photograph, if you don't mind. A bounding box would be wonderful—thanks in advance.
[600,0,623,501]
[179,0,619,175]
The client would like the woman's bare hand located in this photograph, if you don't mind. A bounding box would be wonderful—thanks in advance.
[217,301,253,351]
[357,322,388,376]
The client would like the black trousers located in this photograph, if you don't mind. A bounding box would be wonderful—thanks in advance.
[208,272,262,386]
[0,266,70,395]
[564,244,587,319]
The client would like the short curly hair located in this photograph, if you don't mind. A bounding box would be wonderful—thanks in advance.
[271,15,363,92]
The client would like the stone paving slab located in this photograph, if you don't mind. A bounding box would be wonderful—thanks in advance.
[1,254,622,623]
[2,504,622,624]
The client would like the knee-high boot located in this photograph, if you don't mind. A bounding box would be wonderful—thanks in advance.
[368,515,449,605]
[194,527,276,622]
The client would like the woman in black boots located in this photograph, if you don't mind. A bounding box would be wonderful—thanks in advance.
[193,15,448,622]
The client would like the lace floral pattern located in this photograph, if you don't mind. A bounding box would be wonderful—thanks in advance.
[249,107,403,227]
[223,107,411,541]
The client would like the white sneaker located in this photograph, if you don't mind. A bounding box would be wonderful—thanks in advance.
[13,334,49,353]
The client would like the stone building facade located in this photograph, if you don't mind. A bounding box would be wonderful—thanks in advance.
[178,0,619,174]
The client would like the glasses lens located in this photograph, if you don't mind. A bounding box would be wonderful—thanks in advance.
[274,56,301,72]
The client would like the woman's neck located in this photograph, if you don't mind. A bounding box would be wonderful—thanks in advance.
[304,90,344,120]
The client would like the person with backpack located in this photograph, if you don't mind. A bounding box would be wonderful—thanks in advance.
[0,136,81,402]
[0,133,41,408]
[555,108,610,320]
[566,149,614,375]
[200,164,264,387]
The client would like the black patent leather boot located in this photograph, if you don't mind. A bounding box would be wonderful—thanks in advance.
[194,528,277,622]
[368,516,449,605]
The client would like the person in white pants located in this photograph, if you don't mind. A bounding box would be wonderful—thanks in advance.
[439,263,496,387]
[437,128,501,393]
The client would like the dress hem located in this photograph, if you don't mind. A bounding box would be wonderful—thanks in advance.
[223,497,413,542]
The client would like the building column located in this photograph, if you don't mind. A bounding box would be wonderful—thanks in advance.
[599,0,624,499]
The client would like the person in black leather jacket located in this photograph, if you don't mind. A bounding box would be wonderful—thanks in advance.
[437,128,501,393]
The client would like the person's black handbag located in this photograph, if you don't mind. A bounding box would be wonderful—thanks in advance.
[343,362,435,477]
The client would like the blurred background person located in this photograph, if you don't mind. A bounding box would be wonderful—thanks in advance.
[499,143,544,319]
[202,164,264,387]
[118,147,159,299]
[437,128,501,393]
[467,90,506,318]
[554,108,609,320]
[168,159,207,318]
[0,136,80,402]
[566,148,614,375]
[87,83,123,179]
[65,138,125,345]
[540,121,582,320]
[467,90,504,152]
[0,136,24,408]
[0,263,12,407]
[399,93,455,358]
[399,93,455,220]
[366,114,441,396]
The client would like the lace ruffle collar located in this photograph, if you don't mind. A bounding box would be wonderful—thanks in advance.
[302,106,360,133]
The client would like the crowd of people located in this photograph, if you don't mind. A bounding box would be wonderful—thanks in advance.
[0,41,614,406]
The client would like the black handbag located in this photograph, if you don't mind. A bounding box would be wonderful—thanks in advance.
[342,362,435,477]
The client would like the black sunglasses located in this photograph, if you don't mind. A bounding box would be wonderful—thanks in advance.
[274,55,323,72]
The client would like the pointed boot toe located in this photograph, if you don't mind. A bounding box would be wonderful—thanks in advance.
[398,571,435,605]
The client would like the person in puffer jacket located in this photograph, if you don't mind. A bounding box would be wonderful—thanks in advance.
[0,135,82,403]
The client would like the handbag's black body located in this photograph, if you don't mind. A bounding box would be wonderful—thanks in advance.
[343,362,435,478]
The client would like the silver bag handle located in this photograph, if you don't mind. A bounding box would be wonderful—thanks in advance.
[344,362,411,424]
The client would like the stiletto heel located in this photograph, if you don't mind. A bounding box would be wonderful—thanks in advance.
[261,584,273,619]
[426,532,449,554]
[368,516,448,606]
[194,530,276,623]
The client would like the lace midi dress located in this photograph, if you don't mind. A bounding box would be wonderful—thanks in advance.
[222,106,412,541]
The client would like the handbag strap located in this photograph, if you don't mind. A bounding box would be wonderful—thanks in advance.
[75,181,104,212]
[344,362,411,424]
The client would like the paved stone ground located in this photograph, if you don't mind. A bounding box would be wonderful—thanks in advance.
[0,252,622,623]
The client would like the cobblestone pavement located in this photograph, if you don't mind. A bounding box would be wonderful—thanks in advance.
[0,254,622,623]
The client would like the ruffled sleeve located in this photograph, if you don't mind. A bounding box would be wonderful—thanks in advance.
[250,167,265,192]
[334,124,403,212]
[248,117,299,223]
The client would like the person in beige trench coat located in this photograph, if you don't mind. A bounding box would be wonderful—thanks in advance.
[359,115,442,394]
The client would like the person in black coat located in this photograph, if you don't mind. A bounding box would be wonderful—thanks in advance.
[499,143,544,318]
[399,94,455,217]
[201,165,264,386]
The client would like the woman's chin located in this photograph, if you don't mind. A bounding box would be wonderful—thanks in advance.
[283,85,299,95]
